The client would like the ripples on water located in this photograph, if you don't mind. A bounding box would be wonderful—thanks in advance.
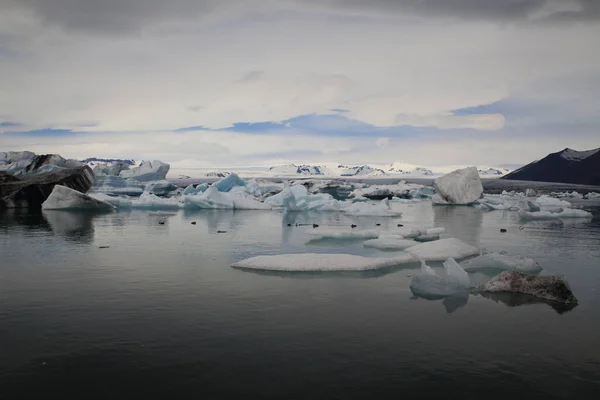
[1,199,600,399]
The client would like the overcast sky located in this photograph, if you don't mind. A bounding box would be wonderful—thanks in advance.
[1,0,599,168]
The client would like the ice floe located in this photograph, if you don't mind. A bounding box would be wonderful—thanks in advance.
[363,238,417,250]
[404,238,479,261]
[308,229,379,240]
[518,208,593,220]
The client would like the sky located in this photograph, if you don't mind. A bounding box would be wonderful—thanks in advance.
[1,0,599,168]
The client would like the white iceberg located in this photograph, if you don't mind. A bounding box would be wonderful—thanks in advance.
[585,192,600,199]
[344,198,401,217]
[264,184,343,212]
[414,234,440,242]
[119,160,170,182]
[432,167,483,205]
[363,238,417,250]
[518,208,593,220]
[409,258,471,297]
[405,238,479,261]
[88,193,134,208]
[231,252,416,272]
[535,195,571,207]
[183,186,271,210]
[461,253,542,274]
[42,185,114,210]
[132,192,181,210]
[308,229,379,240]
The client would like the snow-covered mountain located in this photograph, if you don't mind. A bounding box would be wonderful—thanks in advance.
[269,164,326,176]
[337,165,386,177]
[478,167,508,176]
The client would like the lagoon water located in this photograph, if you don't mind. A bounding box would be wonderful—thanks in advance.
[1,199,600,399]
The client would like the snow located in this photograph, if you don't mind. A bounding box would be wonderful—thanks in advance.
[462,253,542,274]
[119,160,170,182]
[535,195,571,207]
[409,259,470,297]
[212,173,246,192]
[344,198,401,217]
[560,147,599,161]
[480,271,578,304]
[518,208,593,220]
[308,229,379,240]
[432,167,483,205]
[42,185,114,210]
[231,252,417,272]
[363,238,417,250]
[404,238,479,261]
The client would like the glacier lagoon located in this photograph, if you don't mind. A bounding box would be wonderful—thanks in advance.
[1,196,600,398]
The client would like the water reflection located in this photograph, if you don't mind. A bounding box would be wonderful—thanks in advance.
[433,205,483,245]
[0,209,51,234]
[42,211,97,244]
[478,292,578,314]
[410,292,470,314]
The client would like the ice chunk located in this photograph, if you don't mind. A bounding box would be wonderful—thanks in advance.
[410,259,470,297]
[212,173,246,192]
[426,227,445,235]
[144,180,178,196]
[132,192,181,210]
[88,193,133,208]
[480,271,578,304]
[264,184,344,212]
[585,192,600,199]
[535,195,571,207]
[414,234,440,242]
[432,167,483,205]
[462,253,542,274]
[363,238,416,250]
[183,185,271,210]
[518,208,593,220]
[308,229,379,240]
[349,182,432,200]
[42,185,114,210]
[90,175,144,196]
[395,227,421,238]
[231,252,416,272]
[344,198,401,217]
[405,238,479,261]
[119,160,170,182]
[526,201,541,212]
[183,184,197,195]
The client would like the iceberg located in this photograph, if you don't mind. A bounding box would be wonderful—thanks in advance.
[405,238,479,261]
[535,195,571,207]
[409,259,471,297]
[395,227,421,238]
[183,185,271,210]
[90,175,144,196]
[363,238,417,250]
[231,252,416,272]
[132,192,181,210]
[212,173,246,192]
[585,192,600,199]
[42,185,114,210]
[308,229,379,240]
[432,167,483,205]
[462,253,542,274]
[344,198,401,217]
[414,234,440,242]
[518,208,593,220]
[426,227,445,235]
[119,160,170,182]
[144,180,178,196]
[264,184,343,212]
[349,182,432,200]
[89,193,134,208]
[480,271,578,304]
[183,184,197,195]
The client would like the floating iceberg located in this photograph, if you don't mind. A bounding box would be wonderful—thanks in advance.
[183,186,271,210]
[213,173,246,192]
[308,229,379,240]
[264,184,343,211]
[414,234,440,242]
[88,193,134,208]
[183,184,197,195]
[395,227,421,238]
[363,238,417,250]
[432,167,483,205]
[132,192,181,210]
[42,185,114,210]
[462,253,542,274]
[585,192,600,199]
[405,238,479,261]
[426,227,446,235]
[89,175,144,196]
[535,195,571,207]
[480,271,578,304]
[518,208,593,220]
[119,160,170,182]
[344,198,401,217]
[144,180,178,196]
[231,252,416,272]
[409,259,471,297]
[349,182,432,200]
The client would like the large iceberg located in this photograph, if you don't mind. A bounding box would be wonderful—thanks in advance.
[518,208,593,220]
[404,238,479,261]
[264,184,343,212]
[1,152,82,176]
[480,271,578,304]
[363,238,417,250]
[344,198,401,217]
[410,259,471,297]
[42,185,114,210]
[231,252,416,272]
[119,160,170,182]
[432,167,483,205]
[462,253,542,274]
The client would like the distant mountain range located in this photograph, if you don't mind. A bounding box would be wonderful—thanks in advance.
[502,147,600,186]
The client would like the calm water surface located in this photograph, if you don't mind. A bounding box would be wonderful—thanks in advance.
[1,200,600,399]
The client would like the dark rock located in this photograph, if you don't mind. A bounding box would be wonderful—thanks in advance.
[480,270,578,304]
[0,166,94,209]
